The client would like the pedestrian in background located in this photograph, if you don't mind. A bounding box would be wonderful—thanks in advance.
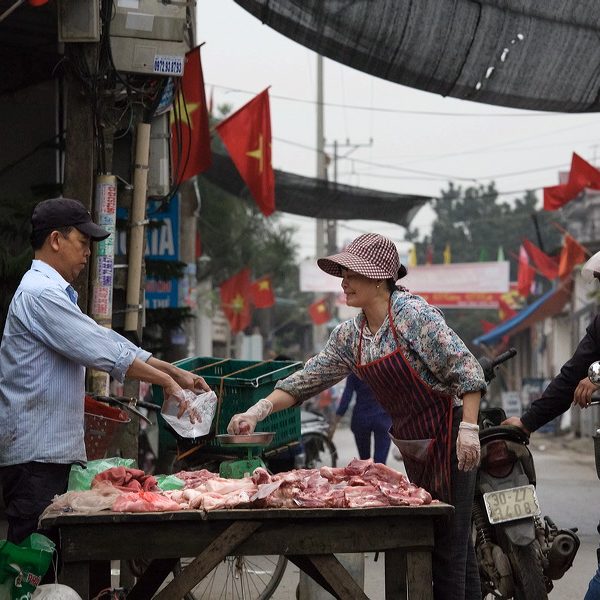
[329,372,392,464]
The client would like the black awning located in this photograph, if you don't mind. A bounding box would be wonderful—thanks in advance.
[203,152,429,227]
[235,1,600,113]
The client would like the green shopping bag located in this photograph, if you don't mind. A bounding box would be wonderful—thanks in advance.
[0,533,55,600]
[67,457,135,491]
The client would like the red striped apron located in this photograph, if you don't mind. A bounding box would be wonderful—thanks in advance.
[355,300,454,502]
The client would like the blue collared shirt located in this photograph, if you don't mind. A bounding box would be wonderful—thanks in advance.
[0,260,151,465]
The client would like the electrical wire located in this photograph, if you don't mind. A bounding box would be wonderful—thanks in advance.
[206,82,585,118]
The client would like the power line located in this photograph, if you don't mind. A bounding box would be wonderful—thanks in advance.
[273,136,479,183]
[207,82,581,118]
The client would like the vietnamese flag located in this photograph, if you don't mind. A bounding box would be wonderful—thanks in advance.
[517,245,535,298]
[558,234,587,279]
[250,275,275,308]
[219,268,251,333]
[216,89,275,216]
[170,46,211,182]
[543,182,583,211]
[522,239,559,280]
[480,320,497,334]
[544,153,600,210]
[569,153,600,190]
[309,298,330,325]
[498,297,517,321]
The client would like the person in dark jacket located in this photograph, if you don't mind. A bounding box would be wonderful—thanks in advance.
[503,313,600,433]
[503,249,600,433]
[503,251,600,600]
[329,372,392,464]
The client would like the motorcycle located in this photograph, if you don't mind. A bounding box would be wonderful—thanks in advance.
[299,407,338,468]
[474,349,580,599]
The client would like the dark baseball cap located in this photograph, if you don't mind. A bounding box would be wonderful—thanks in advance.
[31,197,110,241]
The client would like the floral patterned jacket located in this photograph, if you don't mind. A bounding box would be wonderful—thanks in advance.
[276,290,486,406]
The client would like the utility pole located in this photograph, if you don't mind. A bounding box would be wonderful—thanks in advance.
[312,55,328,352]
[325,138,373,254]
[316,55,327,256]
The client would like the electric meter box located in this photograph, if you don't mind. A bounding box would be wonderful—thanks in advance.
[109,0,188,77]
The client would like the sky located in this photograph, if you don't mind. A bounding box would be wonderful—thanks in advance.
[196,1,600,261]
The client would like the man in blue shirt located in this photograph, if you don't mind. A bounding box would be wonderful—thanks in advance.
[0,197,209,544]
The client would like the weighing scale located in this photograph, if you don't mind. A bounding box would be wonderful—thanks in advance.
[215,432,275,479]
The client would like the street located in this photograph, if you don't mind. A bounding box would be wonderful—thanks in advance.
[271,424,600,600]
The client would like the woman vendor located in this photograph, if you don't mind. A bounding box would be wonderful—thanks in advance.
[228,233,486,600]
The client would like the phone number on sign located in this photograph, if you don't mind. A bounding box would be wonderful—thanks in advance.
[153,56,183,76]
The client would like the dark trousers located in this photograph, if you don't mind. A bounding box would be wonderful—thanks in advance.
[352,415,392,464]
[431,408,480,600]
[0,462,70,545]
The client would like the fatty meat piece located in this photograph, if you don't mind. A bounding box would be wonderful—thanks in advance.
[202,477,256,495]
[40,482,123,517]
[173,469,219,488]
[343,485,389,508]
[112,490,182,512]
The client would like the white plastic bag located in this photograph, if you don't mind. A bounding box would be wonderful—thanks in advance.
[161,389,218,438]
[32,584,82,599]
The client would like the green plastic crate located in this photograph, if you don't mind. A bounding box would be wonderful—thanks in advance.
[153,357,303,454]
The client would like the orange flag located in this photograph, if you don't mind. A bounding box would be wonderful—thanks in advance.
[250,275,275,308]
[216,88,275,216]
[219,268,251,333]
[309,298,330,325]
[170,46,212,182]
[558,234,587,278]
[522,239,559,280]
[517,245,535,298]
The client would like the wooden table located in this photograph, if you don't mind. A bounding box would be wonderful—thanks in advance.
[41,504,452,599]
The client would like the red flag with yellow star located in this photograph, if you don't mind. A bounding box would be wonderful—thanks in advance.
[216,88,275,216]
[219,268,251,333]
[170,46,211,183]
[308,298,330,325]
[250,275,275,308]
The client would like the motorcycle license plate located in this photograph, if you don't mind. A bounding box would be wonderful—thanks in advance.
[483,485,541,524]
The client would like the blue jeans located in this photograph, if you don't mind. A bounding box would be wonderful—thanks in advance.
[585,562,600,600]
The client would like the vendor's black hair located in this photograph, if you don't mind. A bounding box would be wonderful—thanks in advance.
[31,226,74,251]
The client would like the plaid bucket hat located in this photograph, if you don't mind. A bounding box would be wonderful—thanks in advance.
[317,233,407,280]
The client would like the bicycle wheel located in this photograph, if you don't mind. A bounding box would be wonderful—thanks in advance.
[302,432,338,468]
[175,554,288,600]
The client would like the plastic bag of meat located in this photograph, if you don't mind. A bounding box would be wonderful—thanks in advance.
[161,390,217,438]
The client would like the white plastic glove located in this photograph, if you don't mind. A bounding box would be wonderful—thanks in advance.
[227,399,273,434]
[457,421,480,471]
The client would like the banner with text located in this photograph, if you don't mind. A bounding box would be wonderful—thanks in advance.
[116,197,180,309]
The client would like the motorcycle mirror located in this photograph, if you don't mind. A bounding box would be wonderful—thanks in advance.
[589,361,600,386]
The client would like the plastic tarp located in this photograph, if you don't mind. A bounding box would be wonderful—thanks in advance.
[473,282,572,346]
[234,0,600,113]
[203,152,429,226]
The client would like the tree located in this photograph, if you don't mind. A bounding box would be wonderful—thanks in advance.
[405,182,565,347]
[194,176,313,357]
